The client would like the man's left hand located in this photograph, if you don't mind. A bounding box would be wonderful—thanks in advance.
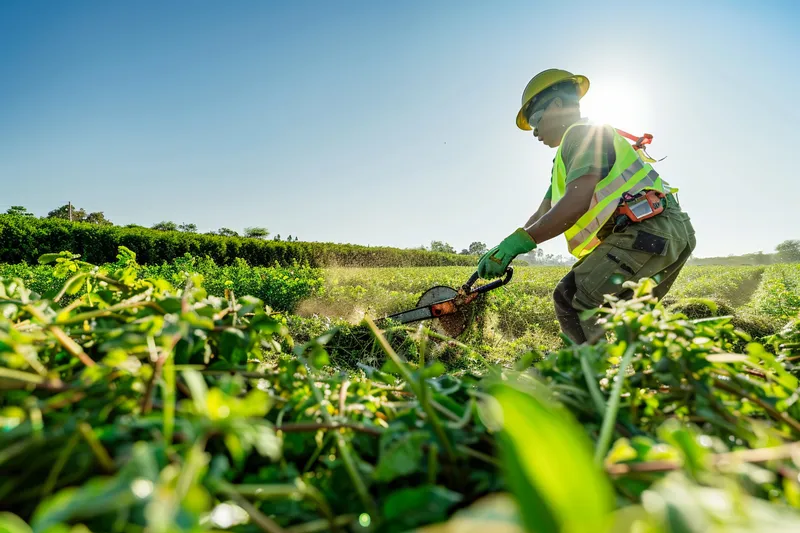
[478,228,537,279]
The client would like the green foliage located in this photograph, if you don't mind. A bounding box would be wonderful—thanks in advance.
[151,221,178,231]
[178,223,197,233]
[430,241,456,254]
[748,264,800,320]
[776,240,800,263]
[1,250,800,532]
[0,215,475,268]
[45,204,111,225]
[217,227,238,237]
[467,241,488,256]
[0,253,323,314]
[5,206,34,217]
[486,380,614,533]
[244,227,270,239]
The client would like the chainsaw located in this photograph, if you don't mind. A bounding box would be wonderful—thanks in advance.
[377,267,514,337]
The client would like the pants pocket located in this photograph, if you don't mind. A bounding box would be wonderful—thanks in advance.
[575,227,668,306]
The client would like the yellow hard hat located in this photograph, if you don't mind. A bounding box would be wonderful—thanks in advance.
[515,69,590,130]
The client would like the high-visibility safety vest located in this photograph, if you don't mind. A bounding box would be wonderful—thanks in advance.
[550,121,677,258]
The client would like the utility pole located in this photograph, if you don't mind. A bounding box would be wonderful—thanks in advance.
[68,201,72,222]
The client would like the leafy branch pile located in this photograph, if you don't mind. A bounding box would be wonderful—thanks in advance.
[1,249,800,532]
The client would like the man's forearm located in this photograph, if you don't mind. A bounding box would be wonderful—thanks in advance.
[524,200,585,244]
[523,174,599,245]
[524,198,551,229]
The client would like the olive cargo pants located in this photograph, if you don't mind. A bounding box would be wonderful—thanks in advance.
[553,202,696,344]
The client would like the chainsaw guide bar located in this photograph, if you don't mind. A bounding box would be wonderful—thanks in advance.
[377,267,514,338]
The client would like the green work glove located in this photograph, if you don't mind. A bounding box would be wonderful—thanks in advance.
[478,228,537,279]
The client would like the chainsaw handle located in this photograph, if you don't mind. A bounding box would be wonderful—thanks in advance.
[463,267,513,294]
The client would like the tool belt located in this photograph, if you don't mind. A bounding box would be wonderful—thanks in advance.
[613,190,674,232]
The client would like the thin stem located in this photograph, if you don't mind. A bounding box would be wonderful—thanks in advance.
[365,316,456,462]
[338,380,350,415]
[276,422,382,436]
[216,482,288,533]
[303,366,379,521]
[579,349,606,416]
[285,515,356,533]
[0,367,48,384]
[42,432,80,496]
[25,305,95,367]
[56,298,164,326]
[606,441,800,476]
[456,444,501,467]
[415,326,491,368]
[713,377,800,435]
[141,333,182,414]
[428,443,439,484]
[78,422,115,474]
[594,341,637,466]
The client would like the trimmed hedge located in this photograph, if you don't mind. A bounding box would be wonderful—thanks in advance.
[0,215,476,267]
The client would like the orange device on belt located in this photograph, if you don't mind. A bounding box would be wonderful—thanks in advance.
[616,190,665,223]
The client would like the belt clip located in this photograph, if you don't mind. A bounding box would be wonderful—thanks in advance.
[612,214,630,233]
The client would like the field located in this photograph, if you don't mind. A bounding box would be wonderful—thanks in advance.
[1,248,800,532]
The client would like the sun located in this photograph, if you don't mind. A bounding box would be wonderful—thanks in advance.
[578,76,654,134]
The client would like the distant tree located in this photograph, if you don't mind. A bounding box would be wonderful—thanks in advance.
[430,241,456,254]
[287,234,293,241]
[217,227,239,237]
[752,251,772,265]
[47,204,87,221]
[178,223,197,233]
[776,240,800,263]
[467,241,488,255]
[84,211,113,225]
[5,206,34,217]
[244,227,270,239]
[460,249,469,255]
[151,221,178,231]
[273,234,281,241]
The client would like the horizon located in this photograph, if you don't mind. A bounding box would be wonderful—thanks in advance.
[2,1,798,258]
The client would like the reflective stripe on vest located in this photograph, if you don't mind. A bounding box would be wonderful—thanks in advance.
[550,121,676,258]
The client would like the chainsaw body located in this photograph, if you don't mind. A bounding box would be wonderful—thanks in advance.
[379,267,513,337]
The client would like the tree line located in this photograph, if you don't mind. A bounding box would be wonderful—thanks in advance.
[4,204,296,241]
[426,240,575,266]
[0,215,477,268]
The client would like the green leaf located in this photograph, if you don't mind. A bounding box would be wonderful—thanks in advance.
[224,433,245,468]
[219,327,248,364]
[64,272,89,296]
[605,438,638,466]
[382,485,462,530]
[657,420,709,479]
[356,363,398,385]
[31,442,159,532]
[0,513,33,533]
[705,353,749,363]
[181,369,208,416]
[37,253,62,265]
[643,472,800,532]
[309,344,329,369]
[486,379,614,533]
[420,362,446,379]
[373,430,430,482]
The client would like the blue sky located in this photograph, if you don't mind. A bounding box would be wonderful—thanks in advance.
[1,0,797,258]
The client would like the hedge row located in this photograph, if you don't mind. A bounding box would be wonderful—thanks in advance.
[0,215,477,267]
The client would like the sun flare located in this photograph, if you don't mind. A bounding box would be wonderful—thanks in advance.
[578,77,654,134]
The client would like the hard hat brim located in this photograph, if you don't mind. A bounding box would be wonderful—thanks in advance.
[516,74,589,131]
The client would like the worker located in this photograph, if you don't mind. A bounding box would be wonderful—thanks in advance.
[477,69,696,345]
